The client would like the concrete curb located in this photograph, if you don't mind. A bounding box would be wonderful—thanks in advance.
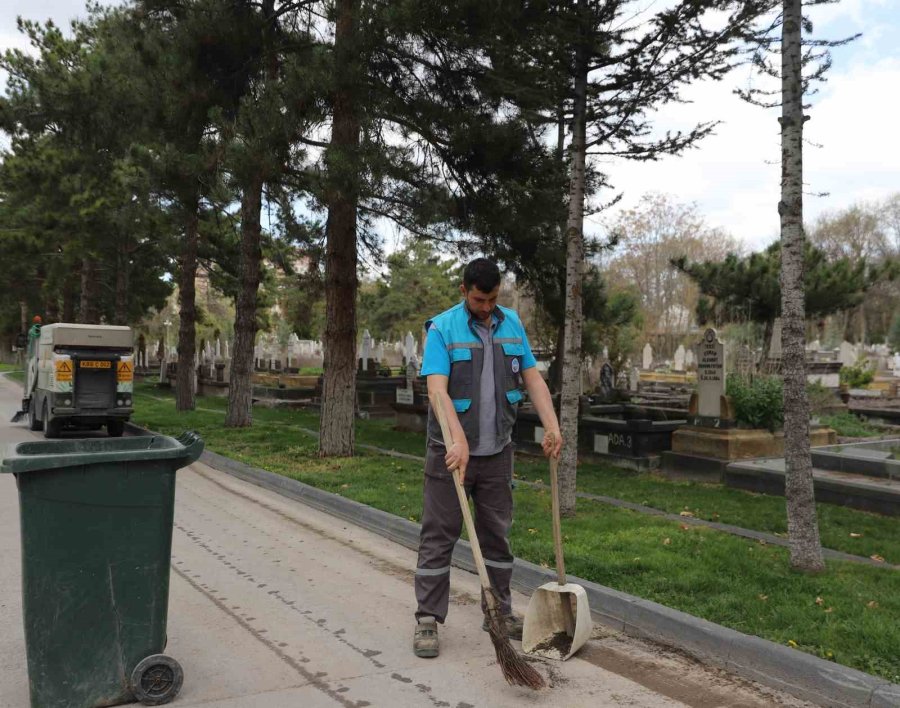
[125,424,900,707]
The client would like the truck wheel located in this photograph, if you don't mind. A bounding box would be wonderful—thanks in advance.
[130,654,183,705]
[43,401,62,438]
[107,419,125,437]
[28,399,43,432]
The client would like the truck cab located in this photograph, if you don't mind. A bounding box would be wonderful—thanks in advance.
[23,324,134,438]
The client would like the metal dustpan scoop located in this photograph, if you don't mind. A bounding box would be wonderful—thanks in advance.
[522,451,592,661]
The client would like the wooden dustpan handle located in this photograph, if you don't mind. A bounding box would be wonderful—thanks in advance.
[549,444,566,586]
[549,436,576,637]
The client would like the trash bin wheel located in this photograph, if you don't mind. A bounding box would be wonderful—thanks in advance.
[130,654,183,705]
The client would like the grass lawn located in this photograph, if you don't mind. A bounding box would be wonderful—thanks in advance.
[0,363,22,373]
[131,382,900,683]
[821,411,888,439]
[2,369,25,383]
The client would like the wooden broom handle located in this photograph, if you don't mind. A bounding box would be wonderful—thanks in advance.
[431,395,494,594]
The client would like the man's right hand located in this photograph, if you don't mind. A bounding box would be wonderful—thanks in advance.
[445,440,469,482]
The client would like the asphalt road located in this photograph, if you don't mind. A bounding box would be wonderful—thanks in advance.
[0,374,813,708]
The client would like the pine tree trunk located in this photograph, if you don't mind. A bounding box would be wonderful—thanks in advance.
[114,244,129,325]
[176,206,200,412]
[780,0,824,572]
[79,256,100,324]
[62,275,76,322]
[319,0,361,457]
[558,48,589,518]
[226,175,264,428]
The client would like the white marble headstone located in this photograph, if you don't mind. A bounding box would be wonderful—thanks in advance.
[673,344,685,371]
[642,343,653,370]
[839,341,856,367]
[360,329,373,363]
[404,331,416,361]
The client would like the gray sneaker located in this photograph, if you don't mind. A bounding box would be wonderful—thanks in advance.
[414,616,439,658]
[482,613,524,641]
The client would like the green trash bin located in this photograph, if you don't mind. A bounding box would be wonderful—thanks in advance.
[1,431,204,708]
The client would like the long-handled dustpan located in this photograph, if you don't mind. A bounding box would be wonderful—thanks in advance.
[522,440,591,661]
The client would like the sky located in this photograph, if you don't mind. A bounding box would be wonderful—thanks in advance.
[2,0,898,254]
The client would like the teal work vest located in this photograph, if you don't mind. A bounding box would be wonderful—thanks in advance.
[425,302,527,449]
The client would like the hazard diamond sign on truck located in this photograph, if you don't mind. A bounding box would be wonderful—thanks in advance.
[54,359,73,382]
[117,359,134,382]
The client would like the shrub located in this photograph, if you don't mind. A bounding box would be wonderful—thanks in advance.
[806,381,840,416]
[726,374,783,431]
[840,361,874,389]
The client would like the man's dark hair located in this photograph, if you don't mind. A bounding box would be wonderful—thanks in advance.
[463,258,501,293]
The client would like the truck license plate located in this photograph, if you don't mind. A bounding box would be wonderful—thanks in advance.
[80,360,111,368]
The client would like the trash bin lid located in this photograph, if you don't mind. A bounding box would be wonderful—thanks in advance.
[0,431,204,474]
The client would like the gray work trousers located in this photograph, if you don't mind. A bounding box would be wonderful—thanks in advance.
[414,443,514,624]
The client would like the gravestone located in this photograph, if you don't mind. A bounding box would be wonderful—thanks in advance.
[404,331,416,361]
[598,362,615,401]
[839,341,857,367]
[697,328,726,418]
[685,349,695,369]
[642,343,653,370]
[629,367,640,392]
[673,345,685,372]
[359,330,373,371]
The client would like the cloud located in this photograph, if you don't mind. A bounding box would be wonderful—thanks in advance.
[599,49,900,252]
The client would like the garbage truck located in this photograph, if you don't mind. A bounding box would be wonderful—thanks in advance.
[13,323,135,438]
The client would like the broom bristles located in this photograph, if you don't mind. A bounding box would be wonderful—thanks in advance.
[483,595,545,689]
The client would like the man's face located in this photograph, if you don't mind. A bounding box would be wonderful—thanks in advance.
[461,283,500,322]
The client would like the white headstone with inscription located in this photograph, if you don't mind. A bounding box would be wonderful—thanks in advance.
[697,328,726,418]
[642,343,653,370]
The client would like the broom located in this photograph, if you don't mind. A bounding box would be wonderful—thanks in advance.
[431,395,545,690]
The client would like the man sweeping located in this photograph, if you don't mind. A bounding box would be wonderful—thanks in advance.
[413,258,562,658]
